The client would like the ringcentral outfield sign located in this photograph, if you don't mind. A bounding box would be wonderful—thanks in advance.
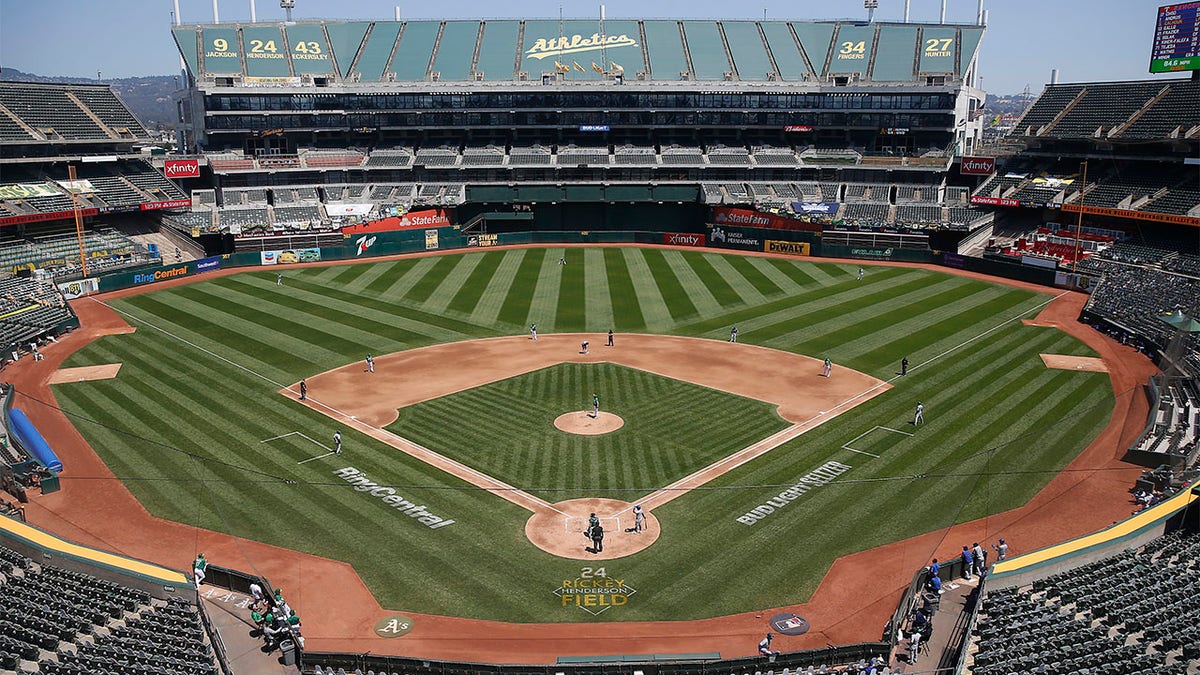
[333,467,455,528]
[736,461,852,525]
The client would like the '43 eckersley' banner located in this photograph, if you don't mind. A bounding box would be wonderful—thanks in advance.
[711,207,821,232]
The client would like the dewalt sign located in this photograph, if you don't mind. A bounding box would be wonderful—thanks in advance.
[765,240,810,256]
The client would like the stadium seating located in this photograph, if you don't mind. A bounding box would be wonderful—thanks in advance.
[0,82,151,141]
[557,146,610,166]
[302,151,365,169]
[751,147,800,166]
[507,146,553,166]
[613,146,658,165]
[1122,81,1200,139]
[1017,80,1200,140]
[967,530,1200,675]
[364,150,414,168]
[1132,377,1198,459]
[706,147,751,166]
[460,147,505,166]
[414,148,460,167]
[0,543,217,675]
[1086,265,1200,346]
[1013,84,1087,135]
[660,146,704,165]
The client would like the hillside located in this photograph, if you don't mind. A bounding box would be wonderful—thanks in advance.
[0,68,177,130]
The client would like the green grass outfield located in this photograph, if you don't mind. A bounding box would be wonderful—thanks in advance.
[52,247,1113,622]
[389,363,790,501]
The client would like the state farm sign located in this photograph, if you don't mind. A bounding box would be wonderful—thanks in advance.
[960,156,995,176]
[163,159,200,178]
[969,195,1019,207]
[663,232,705,247]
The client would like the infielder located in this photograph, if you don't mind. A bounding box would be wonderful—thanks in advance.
[333,430,342,455]
[592,393,600,418]
[530,324,538,341]
[914,402,924,426]
[581,340,589,355]
[607,329,614,347]
[299,379,307,401]
[822,358,832,377]
[730,326,738,343]
[365,354,374,373]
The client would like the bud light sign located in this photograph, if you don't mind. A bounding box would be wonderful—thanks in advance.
[960,156,995,176]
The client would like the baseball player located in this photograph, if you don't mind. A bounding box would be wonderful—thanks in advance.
[914,402,924,426]
[992,538,1009,561]
[277,273,283,287]
[581,340,589,355]
[333,430,342,455]
[365,354,374,373]
[193,553,207,587]
[901,357,909,376]
[592,393,600,418]
[585,512,599,542]
[633,505,645,533]
[559,256,567,265]
[822,358,832,378]
[530,324,538,341]
[857,266,864,281]
[729,326,738,343]
[758,633,779,656]
[299,379,307,401]
[589,522,604,553]
[607,329,614,347]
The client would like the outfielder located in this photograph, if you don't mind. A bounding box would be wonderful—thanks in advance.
[193,553,207,586]
[277,273,283,287]
[914,402,924,426]
[857,266,864,281]
[581,340,589,355]
[730,326,738,343]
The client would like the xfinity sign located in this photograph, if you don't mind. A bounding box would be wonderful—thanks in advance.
[960,156,996,176]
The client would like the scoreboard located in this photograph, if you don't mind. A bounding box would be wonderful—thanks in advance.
[1151,2,1200,73]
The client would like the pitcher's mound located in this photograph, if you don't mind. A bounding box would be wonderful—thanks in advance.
[554,411,624,435]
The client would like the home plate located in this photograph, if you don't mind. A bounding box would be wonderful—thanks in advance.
[48,364,122,384]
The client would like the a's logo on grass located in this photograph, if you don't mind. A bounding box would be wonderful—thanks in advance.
[374,615,414,637]
[554,567,636,616]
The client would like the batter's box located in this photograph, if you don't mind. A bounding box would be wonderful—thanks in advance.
[842,425,913,458]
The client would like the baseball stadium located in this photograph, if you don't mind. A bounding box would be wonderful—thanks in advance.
[0,1,1198,674]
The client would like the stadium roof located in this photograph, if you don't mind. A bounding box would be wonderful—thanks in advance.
[173,19,984,86]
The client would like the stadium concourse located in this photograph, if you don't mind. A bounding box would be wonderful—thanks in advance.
[0,246,1159,666]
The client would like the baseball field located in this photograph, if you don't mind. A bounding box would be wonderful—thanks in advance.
[50,246,1113,622]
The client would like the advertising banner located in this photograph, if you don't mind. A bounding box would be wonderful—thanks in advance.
[139,199,192,211]
[707,225,762,251]
[424,230,439,250]
[970,195,1021,208]
[194,256,222,273]
[712,206,822,232]
[790,202,840,215]
[163,159,201,178]
[662,232,706,247]
[260,249,321,265]
[960,156,996,175]
[783,125,814,132]
[764,240,810,256]
[57,278,100,300]
[1060,202,1200,227]
[0,208,99,226]
[341,208,454,234]
[0,183,61,199]
[55,180,95,194]
[467,233,500,248]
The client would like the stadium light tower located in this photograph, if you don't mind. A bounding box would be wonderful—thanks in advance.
[281,0,294,22]
[865,0,878,22]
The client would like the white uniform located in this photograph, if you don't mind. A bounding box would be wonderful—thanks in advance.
[530,324,538,341]
[333,430,342,455]
[633,505,645,533]
[914,403,925,425]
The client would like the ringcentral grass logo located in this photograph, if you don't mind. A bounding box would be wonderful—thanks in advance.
[737,461,852,525]
[333,467,455,528]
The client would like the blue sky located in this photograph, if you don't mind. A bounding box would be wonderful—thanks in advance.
[0,0,1188,93]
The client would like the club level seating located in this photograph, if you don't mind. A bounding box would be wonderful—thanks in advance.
[895,185,937,203]
[660,146,704,165]
[207,156,255,171]
[968,530,1200,675]
[751,147,800,166]
[722,183,750,200]
[842,203,890,222]
[221,189,268,206]
[706,148,751,166]
[507,146,553,165]
[414,149,459,167]
[947,206,984,225]
[819,183,842,201]
[771,183,799,199]
[701,183,722,204]
[302,152,365,169]
[1142,189,1200,216]
[895,204,944,224]
[1006,184,1061,205]
[192,190,217,205]
[796,183,821,200]
[843,184,890,202]
[944,186,970,205]
[974,174,1025,198]
[363,151,414,168]
[460,147,505,167]
[123,170,186,201]
[273,205,323,225]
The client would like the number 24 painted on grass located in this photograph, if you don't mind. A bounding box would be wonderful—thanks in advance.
[580,567,607,578]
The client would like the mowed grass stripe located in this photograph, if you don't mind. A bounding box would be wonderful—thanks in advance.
[621,248,675,331]
[343,260,397,294]
[424,253,486,315]
[603,248,645,331]
[327,264,373,286]
[661,250,723,318]
[762,256,820,288]
[497,248,547,328]
[375,257,439,299]
[402,254,460,304]
[583,248,614,331]
[639,248,697,321]
[446,252,504,316]
[555,248,587,329]
[525,249,563,331]
[682,253,744,307]
[720,254,783,297]
[214,276,440,348]
[468,250,525,326]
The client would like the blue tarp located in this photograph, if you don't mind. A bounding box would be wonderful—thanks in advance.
[8,408,62,473]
